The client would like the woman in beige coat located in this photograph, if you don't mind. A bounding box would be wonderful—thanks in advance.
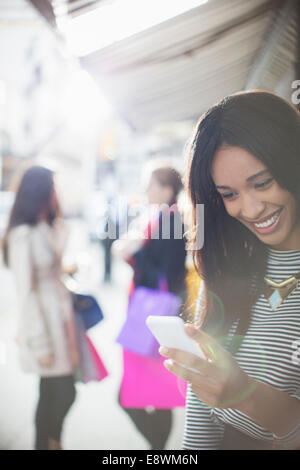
[3,166,79,450]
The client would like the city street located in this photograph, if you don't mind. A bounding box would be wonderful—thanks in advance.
[0,219,185,450]
[1,0,298,454]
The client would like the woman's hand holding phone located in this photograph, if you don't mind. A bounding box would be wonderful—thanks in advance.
[159,324,257,409]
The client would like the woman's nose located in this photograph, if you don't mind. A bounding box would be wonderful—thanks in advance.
[239,193,265,220]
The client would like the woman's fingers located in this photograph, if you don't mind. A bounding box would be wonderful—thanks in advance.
[164,359,204,382]
[184,324,225,363]
[159,347,215,376]
[164,359,220,407]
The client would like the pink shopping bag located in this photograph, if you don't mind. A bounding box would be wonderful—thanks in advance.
[75,312,109,383]
[85,335,109,382]
[120,349,187,408]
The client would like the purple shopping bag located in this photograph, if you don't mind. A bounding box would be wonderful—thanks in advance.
[116,286,182,358]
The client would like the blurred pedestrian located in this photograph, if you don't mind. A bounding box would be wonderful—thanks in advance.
[3,166,79,450]
[113,165,187,450]
[99,165,119,283]
[100,195,127,283]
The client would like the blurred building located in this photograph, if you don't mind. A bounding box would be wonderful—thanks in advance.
[1,0,299,218]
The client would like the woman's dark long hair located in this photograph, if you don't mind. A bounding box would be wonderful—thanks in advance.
[3,166,58,266]
[187,90,300,345]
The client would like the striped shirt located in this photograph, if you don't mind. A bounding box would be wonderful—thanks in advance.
[182,248,300,449]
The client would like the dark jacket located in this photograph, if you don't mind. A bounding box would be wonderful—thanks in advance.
[128,207,187,296]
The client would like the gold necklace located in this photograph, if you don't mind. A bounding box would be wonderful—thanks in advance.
[264,271,300,311]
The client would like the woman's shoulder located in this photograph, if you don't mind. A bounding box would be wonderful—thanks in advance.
[35,218,66,235]
[9,222,53,249]
[7,225,33,260]
[9,221,51,235]
[9,224,32,242]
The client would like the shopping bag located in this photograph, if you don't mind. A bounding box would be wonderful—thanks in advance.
[74,313,108,383]
[72,292,104,330]
[64,275,104,330]
[116,286,181,358]
[119,349,187,408]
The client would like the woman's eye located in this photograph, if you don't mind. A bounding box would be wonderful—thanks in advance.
[220,192,236,200]
[254,177,274,189]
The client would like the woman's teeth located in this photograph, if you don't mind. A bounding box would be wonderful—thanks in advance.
[254,211,280,228]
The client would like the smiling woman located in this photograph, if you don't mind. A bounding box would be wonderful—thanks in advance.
[159,90,300,450]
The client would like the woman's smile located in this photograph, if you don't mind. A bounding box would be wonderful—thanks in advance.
[243,208,283,235]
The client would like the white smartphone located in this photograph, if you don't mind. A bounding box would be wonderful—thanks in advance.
[146,316,206,361]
